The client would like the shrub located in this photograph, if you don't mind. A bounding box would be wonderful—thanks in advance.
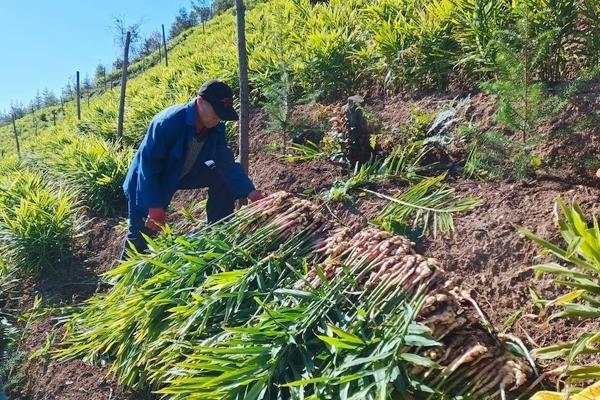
[0,172,79,277]
[0,278,19,396]
[461,124,542,181]
[0,155,23,176]
[39,133,132,216]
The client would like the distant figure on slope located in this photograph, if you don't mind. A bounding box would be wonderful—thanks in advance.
[121,79,264,259]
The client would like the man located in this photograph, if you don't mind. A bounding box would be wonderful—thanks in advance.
[122,79,263,257]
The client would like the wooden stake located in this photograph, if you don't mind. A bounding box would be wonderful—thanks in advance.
[76,71,81,120]
[162,24,169,67]
[236,0,250,176]
[103,65,107,92]
[117,31,131,142]
[31,105,37,136]
[11,113,21,160]
[523,8,530,143]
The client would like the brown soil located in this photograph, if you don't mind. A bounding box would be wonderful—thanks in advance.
[418,180,600,351]
[333,88,600,375]
[14,318,134,400]
[7,84,600,399]
[6,216,136,400]
[249,153,342,195]
[539,81,600,185]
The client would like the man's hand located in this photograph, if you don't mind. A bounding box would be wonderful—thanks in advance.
[247,190,266,203]
[146,207,167,232]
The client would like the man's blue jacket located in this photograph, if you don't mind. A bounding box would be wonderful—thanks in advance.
[123,99,255,210]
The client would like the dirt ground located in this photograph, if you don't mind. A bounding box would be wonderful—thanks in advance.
[5,85,600,399]
[418,179,600,360]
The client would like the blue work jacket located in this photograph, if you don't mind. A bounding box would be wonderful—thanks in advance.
[123,99,255,209]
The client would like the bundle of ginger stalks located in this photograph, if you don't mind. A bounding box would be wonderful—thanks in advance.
[302,226,534,399]
[59,192,534,399]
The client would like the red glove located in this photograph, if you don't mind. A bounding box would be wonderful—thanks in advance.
[146,208,166,232]
[247,190,266,203]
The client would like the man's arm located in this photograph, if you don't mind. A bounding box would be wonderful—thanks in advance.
[137,120,169,209]
[214,128,256,199]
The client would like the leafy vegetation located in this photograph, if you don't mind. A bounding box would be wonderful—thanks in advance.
[4,0,599,151]
[0,297,16,364]
[36,133,133,216]
[519,200,600,389]
[57,193,531,398]
[460,124,542,181]
[480,25,574,143]
[284,141,332,163]
[57,195,326,390]
[531,381,600,400]
[0,0,597,396]
[0,172,80,277]
[324,142,431,204]
[0,272,19,395]
[371,175,480,238]
[0,316,18,396]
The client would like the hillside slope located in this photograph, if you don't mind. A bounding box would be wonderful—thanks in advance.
[1,0,599,398]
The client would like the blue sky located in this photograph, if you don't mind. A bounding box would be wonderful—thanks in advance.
[0,0,196,114]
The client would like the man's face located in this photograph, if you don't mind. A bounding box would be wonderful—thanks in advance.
[196,97,221,128]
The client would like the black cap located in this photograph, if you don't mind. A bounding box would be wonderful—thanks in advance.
[198,80,239,121]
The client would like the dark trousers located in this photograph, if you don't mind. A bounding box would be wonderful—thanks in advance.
[0,379,6,400]
[121,173,236,260]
